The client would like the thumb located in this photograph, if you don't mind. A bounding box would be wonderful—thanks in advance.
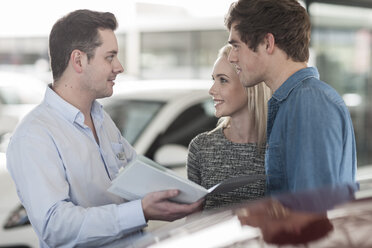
[153,189,179,201]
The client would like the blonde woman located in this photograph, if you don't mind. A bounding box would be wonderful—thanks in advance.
[187,44,271,210]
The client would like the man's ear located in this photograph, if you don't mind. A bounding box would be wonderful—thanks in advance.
[70,50,85,73]
[264,33,275,54]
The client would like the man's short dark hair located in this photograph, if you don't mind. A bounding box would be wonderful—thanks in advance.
[49,9,118,81]
[225,0,311,62]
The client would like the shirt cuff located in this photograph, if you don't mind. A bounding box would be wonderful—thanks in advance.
[117,199,147,231]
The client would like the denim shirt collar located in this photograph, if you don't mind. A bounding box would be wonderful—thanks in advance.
[272,67,320,102]
[44,84,104,126]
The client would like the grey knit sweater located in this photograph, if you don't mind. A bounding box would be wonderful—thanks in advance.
[187,128,266,210]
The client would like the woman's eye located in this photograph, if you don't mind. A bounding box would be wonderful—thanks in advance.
[220,77,228,83]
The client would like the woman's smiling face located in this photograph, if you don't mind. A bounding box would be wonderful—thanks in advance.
[209,56,248,118]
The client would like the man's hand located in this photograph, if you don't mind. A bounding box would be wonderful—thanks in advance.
[142,190,203,222]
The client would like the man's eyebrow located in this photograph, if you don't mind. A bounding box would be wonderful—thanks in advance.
[106,50,118,55]
[228,39,238,45]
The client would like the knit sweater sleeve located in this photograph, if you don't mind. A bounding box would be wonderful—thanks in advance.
[187,134,203,185]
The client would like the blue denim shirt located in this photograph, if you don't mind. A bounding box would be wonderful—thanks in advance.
[265,67,357,195]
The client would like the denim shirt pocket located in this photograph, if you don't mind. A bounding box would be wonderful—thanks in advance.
[265,143,287,194]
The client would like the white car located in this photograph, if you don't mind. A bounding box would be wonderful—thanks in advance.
[0,71,46,247]
[0,71,46,137]
[102,79,217,172]
[0,152,40,247]
[0,79,217,247]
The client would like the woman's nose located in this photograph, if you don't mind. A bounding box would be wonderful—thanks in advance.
[209,83,217,96]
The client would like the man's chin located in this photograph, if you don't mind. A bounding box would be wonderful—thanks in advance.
[96,92,113,99]
[241,78,259,88]
[241,80,254,88]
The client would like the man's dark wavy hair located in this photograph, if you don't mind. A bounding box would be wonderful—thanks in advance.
[225,0,311,62]
[49,9,117,81]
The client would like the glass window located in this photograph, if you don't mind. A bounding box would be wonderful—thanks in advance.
[140,30,228,79]
[0,37,48,65]
[196,30,229,78]
[310,3,372,166]
[141,31,193,79]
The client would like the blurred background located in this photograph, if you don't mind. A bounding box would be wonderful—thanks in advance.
[1,0,372,246]
[0,0,371,166]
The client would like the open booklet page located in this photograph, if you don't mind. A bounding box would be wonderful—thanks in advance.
[108,155,265,204]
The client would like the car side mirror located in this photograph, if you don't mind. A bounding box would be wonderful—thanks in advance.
[154,144,188,168]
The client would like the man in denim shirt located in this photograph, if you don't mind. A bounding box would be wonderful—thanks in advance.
[224,0,357,194]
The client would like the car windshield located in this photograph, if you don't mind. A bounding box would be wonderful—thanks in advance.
[0,86,42,105]
[103,100,164,144]
[0,72,46,105]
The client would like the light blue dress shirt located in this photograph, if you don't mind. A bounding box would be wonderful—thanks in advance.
[6,86,147,247]
[265,67,357,195]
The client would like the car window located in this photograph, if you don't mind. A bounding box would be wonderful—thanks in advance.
[0,86,25,104]
[0,85,44,105]
[145,99,218,159]
[104,100,164,144]
[0,71,46,105]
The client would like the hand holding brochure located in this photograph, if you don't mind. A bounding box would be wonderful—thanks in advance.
[108,155,265,204]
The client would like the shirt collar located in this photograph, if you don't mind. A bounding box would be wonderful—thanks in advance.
[91,100,104,125]
[44,84,104,125]
[272,67,320,102]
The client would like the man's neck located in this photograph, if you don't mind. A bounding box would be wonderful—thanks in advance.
[52,80,100,144]
[267,61,308,93]
[263,47,308,93]
[52,80,93,118]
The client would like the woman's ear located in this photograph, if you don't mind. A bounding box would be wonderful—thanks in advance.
[70,50,84,73]
[264,33,275,54]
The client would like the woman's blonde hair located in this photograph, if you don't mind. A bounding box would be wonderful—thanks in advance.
[212,44,272,148]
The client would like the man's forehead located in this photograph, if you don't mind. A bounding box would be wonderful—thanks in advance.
[97,30,118,48]
[228,29,241,44]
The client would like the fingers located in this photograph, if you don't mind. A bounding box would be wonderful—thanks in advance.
[142,190,204,222]
[167,198,203,214]
[189,198,204,211]
[151,189,179,201]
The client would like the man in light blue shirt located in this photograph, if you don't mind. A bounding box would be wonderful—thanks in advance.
[225,0,356,194]
[6,10,202,247]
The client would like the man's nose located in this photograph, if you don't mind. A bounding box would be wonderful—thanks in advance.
[228,49,237,63]
[114,59,124,74]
